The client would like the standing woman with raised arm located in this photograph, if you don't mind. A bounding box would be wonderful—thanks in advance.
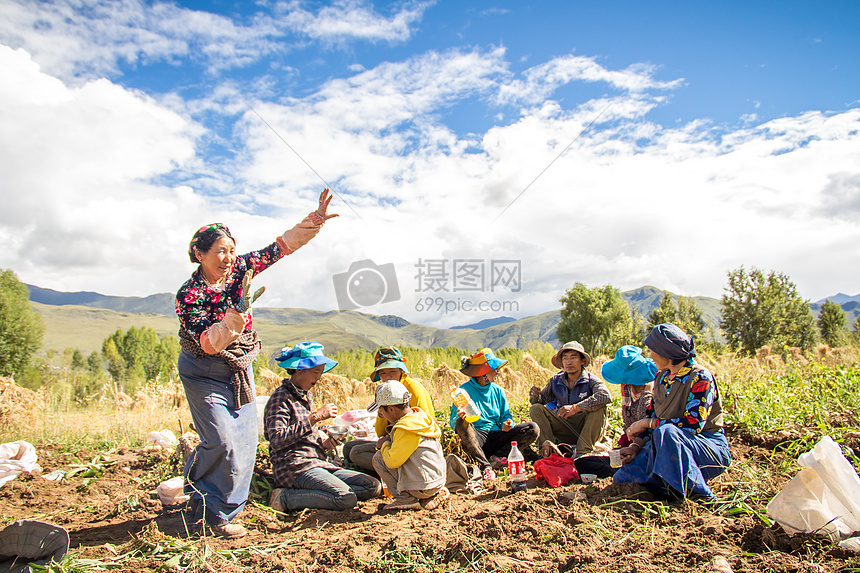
[175,189,337,538]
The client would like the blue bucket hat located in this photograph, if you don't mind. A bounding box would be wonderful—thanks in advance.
[371,346,410,382]
[276,341,338,372]
[601,345,658,386]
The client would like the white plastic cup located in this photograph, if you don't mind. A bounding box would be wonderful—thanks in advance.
[609,449,622,468]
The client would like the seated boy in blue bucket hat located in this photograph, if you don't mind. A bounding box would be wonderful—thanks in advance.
[265,341,381,512]
[572,345,657,478]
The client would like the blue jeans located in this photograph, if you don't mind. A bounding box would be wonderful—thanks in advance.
[613,424,731,499]
[179,350,258,525]
[279,466,381,511]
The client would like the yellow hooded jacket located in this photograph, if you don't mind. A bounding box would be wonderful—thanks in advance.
[379,408,442,469]
[374,375,436,438]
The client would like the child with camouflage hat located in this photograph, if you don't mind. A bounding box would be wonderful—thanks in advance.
[343,346,436,473]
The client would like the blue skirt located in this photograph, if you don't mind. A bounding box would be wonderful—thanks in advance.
[612,424,731,499]
[178,350,258,525]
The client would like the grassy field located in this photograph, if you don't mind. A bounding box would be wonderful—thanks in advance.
[2,346,860,572]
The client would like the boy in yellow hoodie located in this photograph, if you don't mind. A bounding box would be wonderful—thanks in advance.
[370,380,449,511]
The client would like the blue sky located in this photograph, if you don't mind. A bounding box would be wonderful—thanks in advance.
[1,0,859,327]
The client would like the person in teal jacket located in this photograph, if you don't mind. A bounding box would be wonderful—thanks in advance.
[450,349,539,481]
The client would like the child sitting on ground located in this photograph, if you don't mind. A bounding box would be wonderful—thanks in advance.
[370,380,449,511]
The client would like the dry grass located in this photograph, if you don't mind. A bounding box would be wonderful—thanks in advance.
[4,344,858,447]
[1,375,193,447]
[0,376,44,434]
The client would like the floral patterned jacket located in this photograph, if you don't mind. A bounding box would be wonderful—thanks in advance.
[175,242,282,342]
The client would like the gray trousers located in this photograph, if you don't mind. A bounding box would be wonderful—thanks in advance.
[343,439,377,473]
[529,403,608,456]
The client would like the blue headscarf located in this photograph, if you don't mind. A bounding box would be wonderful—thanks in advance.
[644,323,696,363]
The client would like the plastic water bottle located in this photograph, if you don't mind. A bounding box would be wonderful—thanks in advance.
[508,441,527,491]
[450,385,480,423]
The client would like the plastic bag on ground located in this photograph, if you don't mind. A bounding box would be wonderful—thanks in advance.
[445,454,483,495]
[534,453,579,488]
[156,476,190,507]
[147,430,178,450]
[766,436,860,541]
[0,441,41,487]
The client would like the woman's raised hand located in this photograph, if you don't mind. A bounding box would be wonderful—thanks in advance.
[315,188,339,221]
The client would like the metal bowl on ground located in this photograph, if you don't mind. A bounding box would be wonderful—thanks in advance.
[327,425,349,440]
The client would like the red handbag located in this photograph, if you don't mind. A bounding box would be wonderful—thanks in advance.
[534,453,579,487]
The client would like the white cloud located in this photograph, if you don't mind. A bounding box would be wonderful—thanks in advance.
[229,48,860,324]
[2,11,859,328]
[0,0,429,81]
[497,55,682,106]
[275,0,433,43]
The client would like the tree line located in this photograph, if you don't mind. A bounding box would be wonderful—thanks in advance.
[556,266,859,357]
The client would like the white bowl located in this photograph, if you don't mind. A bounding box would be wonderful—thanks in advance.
[580,473,597,484]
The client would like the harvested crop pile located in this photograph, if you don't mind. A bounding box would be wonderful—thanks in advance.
[0,376,43,431]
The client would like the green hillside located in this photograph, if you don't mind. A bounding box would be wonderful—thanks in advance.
[33,303,563,358]
[33,302,179,355]
[621,286,723,335]
[40,285,854,360]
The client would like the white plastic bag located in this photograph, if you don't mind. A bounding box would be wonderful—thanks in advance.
[0,441,41,487]
[335,409,375,425]
[333,410,378,439]
[147,429,178,450]
[156,476,190,506]
[766,436,860,541]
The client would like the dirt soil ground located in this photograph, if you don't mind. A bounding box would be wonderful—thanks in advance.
[2,428,859,573]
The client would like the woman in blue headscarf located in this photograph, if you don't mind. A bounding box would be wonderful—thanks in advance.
[612,323,731,504]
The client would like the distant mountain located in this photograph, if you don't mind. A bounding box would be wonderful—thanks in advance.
[815,293,860,305]
[27,284,176,316]
[620,286,723,336]
[450,316,517,330]
[30,284,855,359]
[30,299,562,357]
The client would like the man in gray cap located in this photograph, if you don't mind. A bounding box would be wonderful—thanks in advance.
[528,341,611,457]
